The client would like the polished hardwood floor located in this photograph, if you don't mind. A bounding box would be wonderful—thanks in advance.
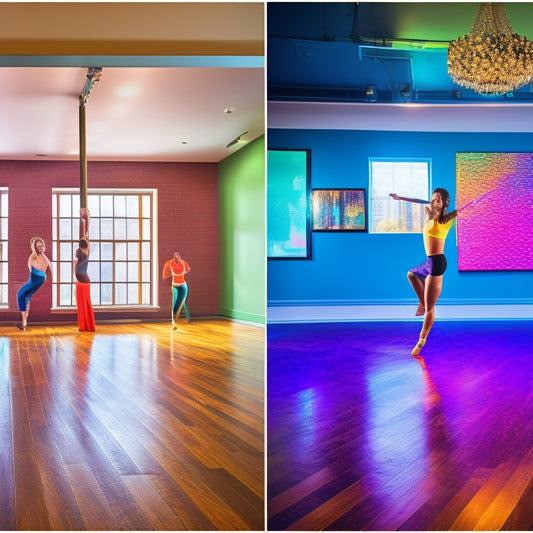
[268,320,533,531]
[0,319,264,530]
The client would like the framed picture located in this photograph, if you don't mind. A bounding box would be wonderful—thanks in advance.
[312,188,367,232]
[456,152,533,271]
[267,149,311,259]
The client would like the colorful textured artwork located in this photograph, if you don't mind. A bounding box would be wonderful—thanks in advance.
[312,189,367,231]
[267,149,311,258]
[456,152,533,271]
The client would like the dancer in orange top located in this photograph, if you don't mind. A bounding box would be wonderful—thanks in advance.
[162,251,190,329]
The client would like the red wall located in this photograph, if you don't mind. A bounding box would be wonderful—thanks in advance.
[1,160,219,324]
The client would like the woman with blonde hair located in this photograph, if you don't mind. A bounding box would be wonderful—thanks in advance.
[16,236,53,330]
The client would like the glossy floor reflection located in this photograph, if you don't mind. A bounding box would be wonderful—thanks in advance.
[0,320,264,530]
[267,320,533,531]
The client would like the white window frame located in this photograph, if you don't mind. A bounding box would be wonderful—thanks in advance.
[369,158,431,234]
[51,188,158,310]
[0,188,7,307]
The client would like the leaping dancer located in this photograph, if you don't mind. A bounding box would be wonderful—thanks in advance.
[390,187,496,356]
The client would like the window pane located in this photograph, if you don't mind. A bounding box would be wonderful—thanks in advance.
[59,219,72,240]
[115,242,127,261]
[115,283,127,304]
[128,242,139,261]
[91,219,100,240]
[88,262,99,282]
[101,283,112,305]
[0,219,7,240]
[115,262,127,282]
[127,196,139,217]
[142,262,150,282]
[142,283,151,305]
[60,262,72,283]
[127,219,139,240]
[101,196,113,216]
[61,242,72,260]
[115,219,127,240]
[1,193,8,214]
[114,195,126,217]
[101,242,113,260]
[101,262,113,282]
[128,283,139,304]
[128,262,139,282]
[142,195,151,216]
[1,263,7,283]
[90,242,100,261]
[72,195,80,214]
[142,219,151,240]
[88,196,100,217]
[101,218,113,240]
[59,196,71,217]
[60,284,72,306]
[90,283,100,305]
[142,242,150,261]
[71,219,78,239]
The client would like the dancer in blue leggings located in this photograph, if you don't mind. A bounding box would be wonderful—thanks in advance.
[17,236,53,330]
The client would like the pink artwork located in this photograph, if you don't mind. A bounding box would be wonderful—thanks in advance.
[456,152,533,271]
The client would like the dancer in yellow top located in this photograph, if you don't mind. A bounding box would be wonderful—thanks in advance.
[390,188,457,356]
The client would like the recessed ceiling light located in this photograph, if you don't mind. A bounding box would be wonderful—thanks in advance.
[224,107,235,114]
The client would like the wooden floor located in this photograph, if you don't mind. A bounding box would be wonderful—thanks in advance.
[267,320,533,531]
[0,319,264,531]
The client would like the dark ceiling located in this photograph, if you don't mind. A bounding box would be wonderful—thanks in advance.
[267,2,533,104]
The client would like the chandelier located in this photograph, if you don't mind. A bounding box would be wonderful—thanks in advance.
[447,3,533,94]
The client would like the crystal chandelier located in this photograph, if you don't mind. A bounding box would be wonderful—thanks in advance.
[447,3,533,94]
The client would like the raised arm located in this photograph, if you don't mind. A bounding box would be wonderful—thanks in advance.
[389,193,430,204]
[80,207,90,241]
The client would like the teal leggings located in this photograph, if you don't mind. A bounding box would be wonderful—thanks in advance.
[172,283,188,322]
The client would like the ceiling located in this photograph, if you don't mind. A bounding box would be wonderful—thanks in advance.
[0,66,264,162]
[268,2,533,109]
[0,2,264,163]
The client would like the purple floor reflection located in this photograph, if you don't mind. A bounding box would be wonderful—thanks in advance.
[267,320,533,531]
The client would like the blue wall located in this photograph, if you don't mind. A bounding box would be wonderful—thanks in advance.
[268,129,533,306]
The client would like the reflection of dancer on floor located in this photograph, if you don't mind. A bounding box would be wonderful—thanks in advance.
[17,236,53,330]
[162,251,190,329]
[74,208,95,332]
[390,188,457,356]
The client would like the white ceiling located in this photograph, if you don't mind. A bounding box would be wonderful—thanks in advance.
[0,65,264,163]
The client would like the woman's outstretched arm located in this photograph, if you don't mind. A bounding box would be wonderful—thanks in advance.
[389,193,430,204]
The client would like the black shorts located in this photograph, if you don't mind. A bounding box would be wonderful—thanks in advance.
[409,254,447,280]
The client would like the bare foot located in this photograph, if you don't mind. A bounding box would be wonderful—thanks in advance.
[415,304,425,316]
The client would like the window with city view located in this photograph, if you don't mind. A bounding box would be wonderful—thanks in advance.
[369,159,430,233]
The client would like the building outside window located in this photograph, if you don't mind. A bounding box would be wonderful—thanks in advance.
[369,159,431,233]
[52,189,157,309]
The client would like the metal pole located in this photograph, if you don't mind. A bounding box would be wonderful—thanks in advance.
[79,98,88,210]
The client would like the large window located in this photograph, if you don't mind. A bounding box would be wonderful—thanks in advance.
[369,159,430,233]
[52,189,157,308]
[0,188,7,305]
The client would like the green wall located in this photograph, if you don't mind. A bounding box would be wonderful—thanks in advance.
[218,135,265,324]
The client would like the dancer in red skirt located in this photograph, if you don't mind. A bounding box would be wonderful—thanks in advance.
[74,208,95,331]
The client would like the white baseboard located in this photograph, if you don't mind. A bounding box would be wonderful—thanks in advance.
[267,304,533,323]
